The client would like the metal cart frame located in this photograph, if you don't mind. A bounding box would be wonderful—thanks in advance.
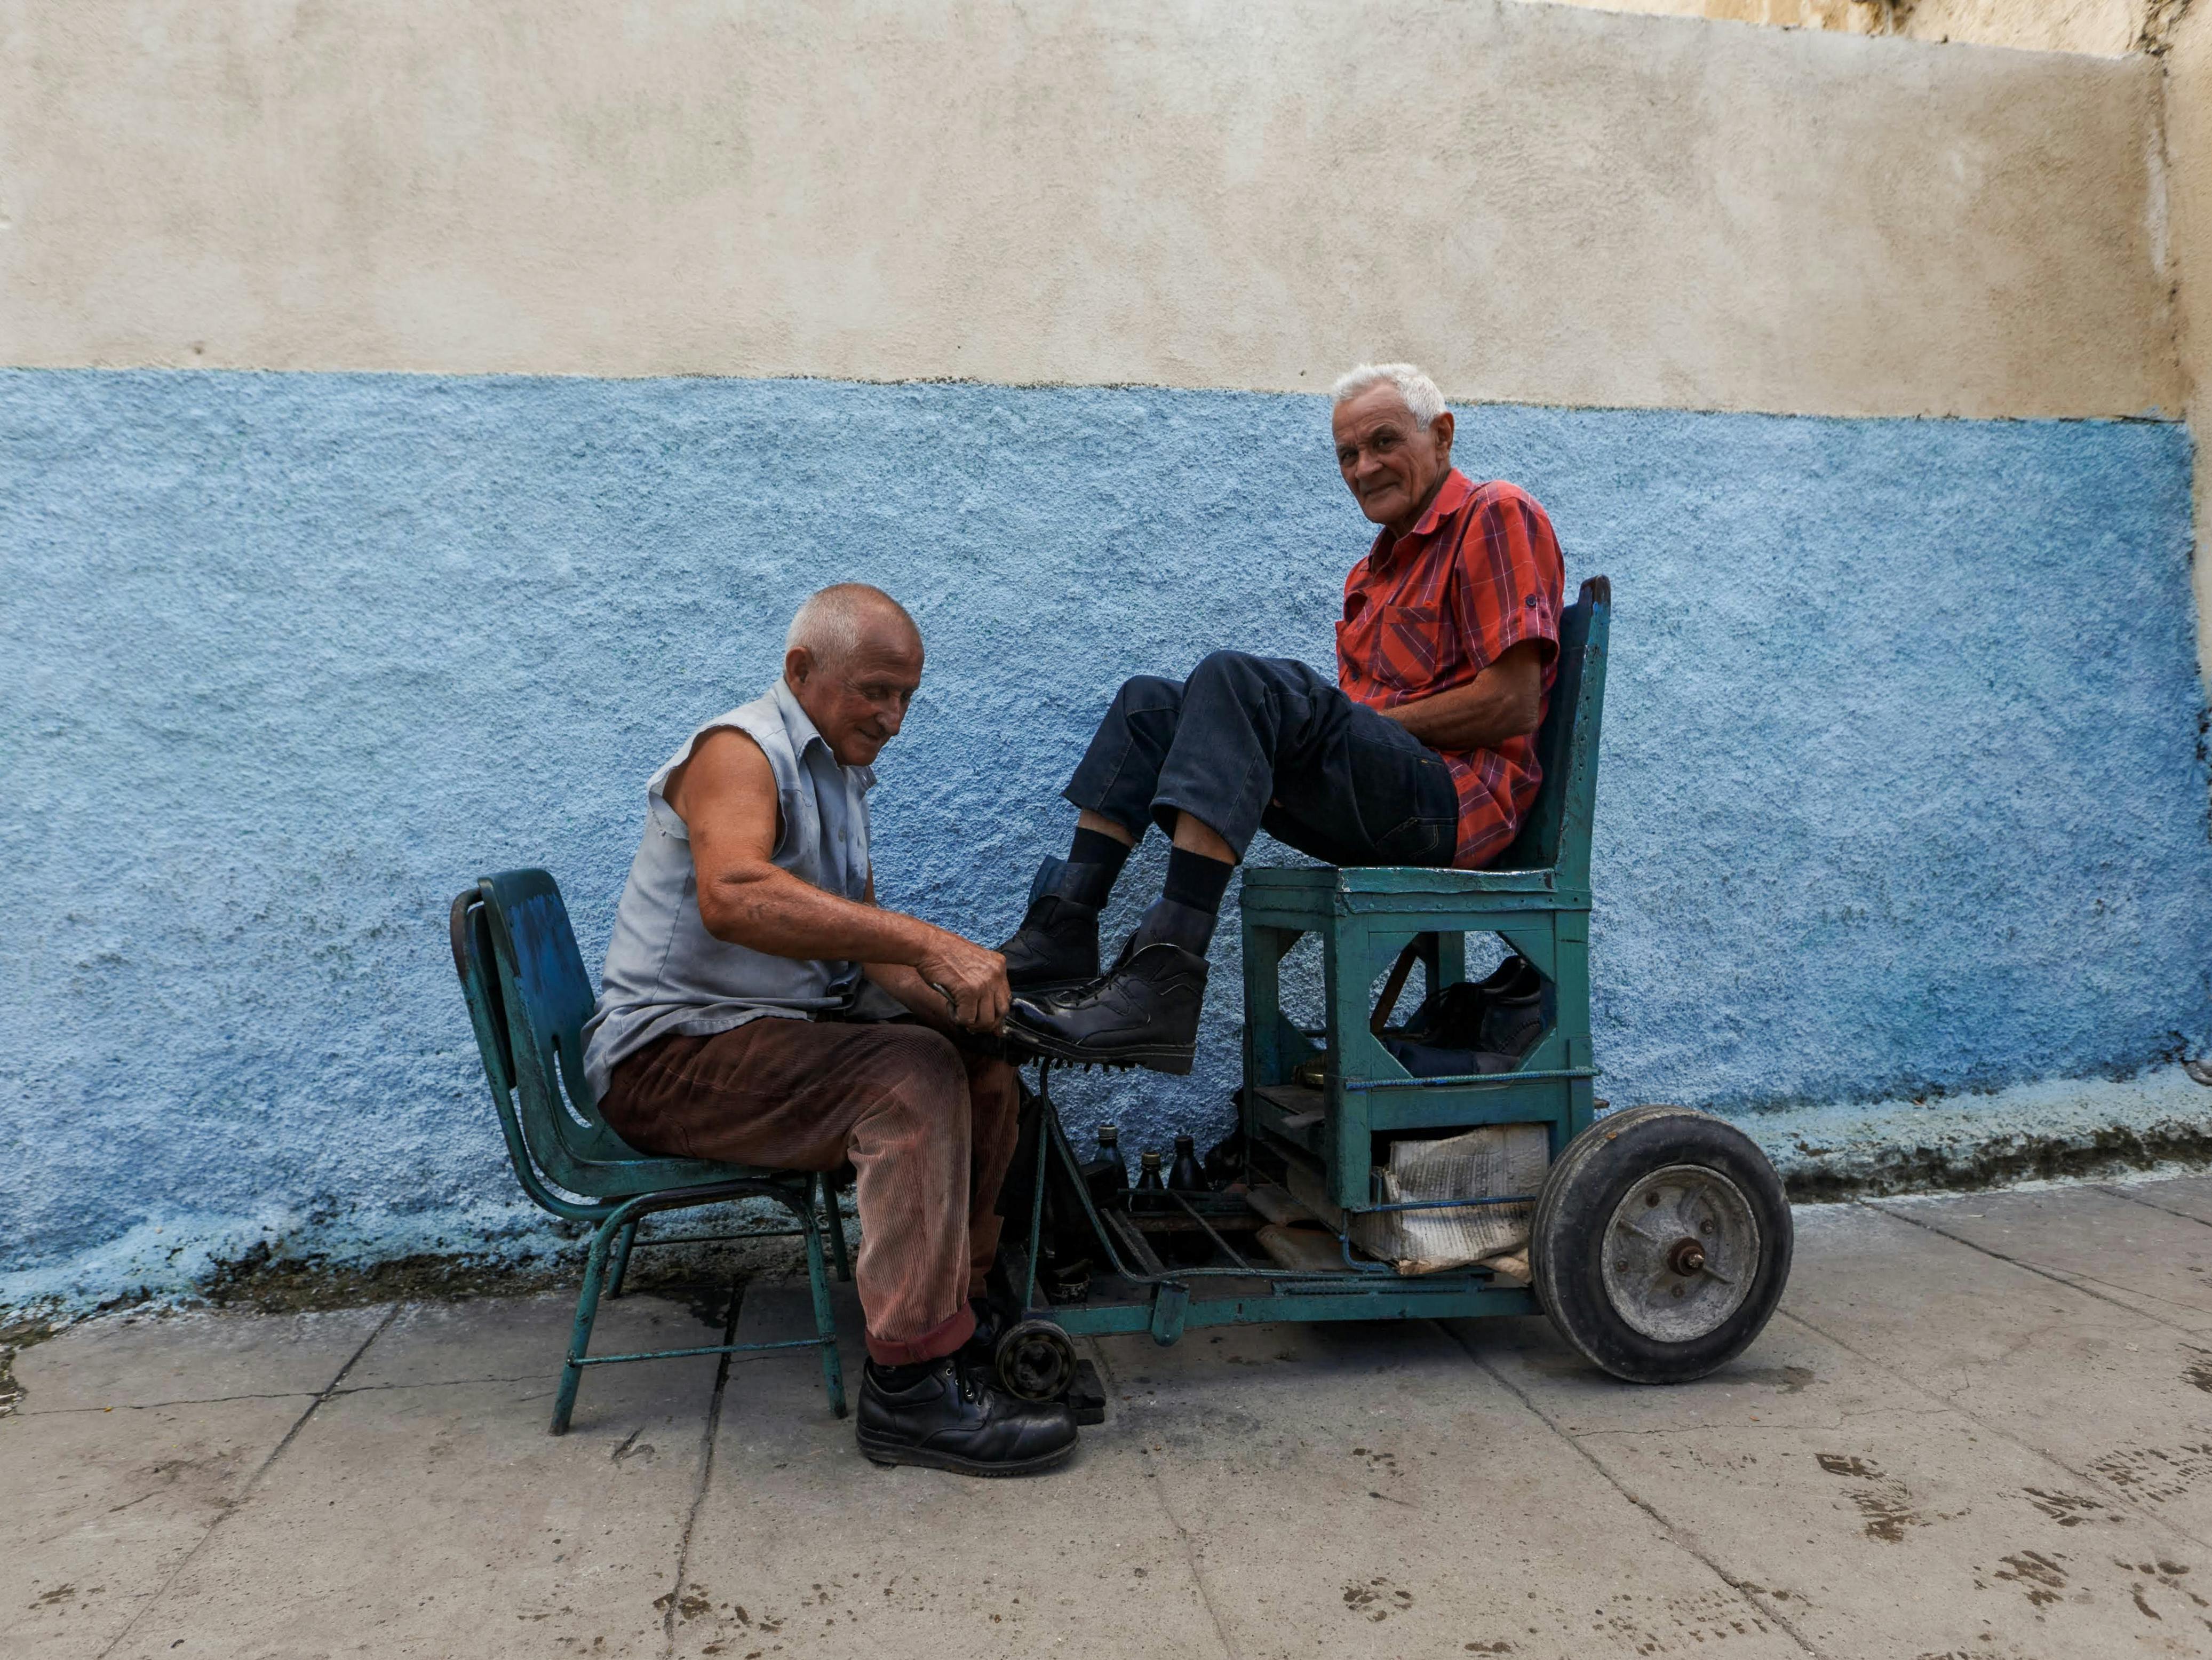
[1003,578,1611,1347]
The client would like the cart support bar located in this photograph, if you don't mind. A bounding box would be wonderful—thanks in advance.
[1149,1281,1190,1346]
[1341,1066,1600,1094]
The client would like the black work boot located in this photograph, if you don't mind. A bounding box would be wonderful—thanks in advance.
[997,855,1112,998]
[856,1355,1078,1476]
[1003,939,1210,1075]
[997,893,1101,999]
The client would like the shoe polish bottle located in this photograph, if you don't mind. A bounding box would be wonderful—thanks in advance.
[1168,1134,1206,1194]
[1099,1124,1128,1190]
[1083,1124,1129,1211]
[1135,1148,1166,1212]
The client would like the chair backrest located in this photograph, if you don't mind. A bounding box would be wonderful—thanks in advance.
[449,889,515,1102]
[450,867,717,1210]
[1493,576,1611,885]
[450,886,584,1218]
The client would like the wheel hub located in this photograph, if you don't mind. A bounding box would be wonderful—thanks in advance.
[994,1319,1078,1402]
[1601,1164,1761,1343]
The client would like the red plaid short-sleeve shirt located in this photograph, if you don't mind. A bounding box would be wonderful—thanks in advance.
[1335,470,1565,867]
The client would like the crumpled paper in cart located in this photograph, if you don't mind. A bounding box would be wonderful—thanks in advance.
[1351,1123,1551,1276]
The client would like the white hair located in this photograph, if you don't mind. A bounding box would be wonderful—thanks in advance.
[1330,362,1447,430]
[784,583,919,663]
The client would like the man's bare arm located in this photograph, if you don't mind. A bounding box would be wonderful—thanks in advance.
[1383,640,1546,751]
[859,872,973,1034]
[666,727,1009,1030]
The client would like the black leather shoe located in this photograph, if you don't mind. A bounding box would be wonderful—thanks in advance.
[1400,954,1545,1059]
[1475,956,1546,1058]
[856,1356,1078,1476]
[997,893,1101,998]
[1003,940,1208,1075]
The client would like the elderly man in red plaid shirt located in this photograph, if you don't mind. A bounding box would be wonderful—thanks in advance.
[1002,362,1566,1075]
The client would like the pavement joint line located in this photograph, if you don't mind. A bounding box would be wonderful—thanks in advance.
[93,1300,403,1660]
[1438,1322,1827,1658]
[661,1280,742,1660]
[324,1372,547,1395]
[1082,1335,1243,1660]
[2096,1185,2212,1230]
[20,1391,321,1415]
[1566,1404,1958,1437]
[1862,1199,2210,1335]
[2027,1263,2212,1321]
[1773,1304,2212,1555]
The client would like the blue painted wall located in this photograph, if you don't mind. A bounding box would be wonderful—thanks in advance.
[4,371,2208,1297]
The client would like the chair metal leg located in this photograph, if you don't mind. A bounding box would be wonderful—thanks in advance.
[797,1202,848,1418]
[606,1220,639,1300]
[823,1175,853,1284]
[553,1208,629,1435]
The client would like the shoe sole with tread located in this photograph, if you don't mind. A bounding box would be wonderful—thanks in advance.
[1000,1016,1195,1076]
[856,1433,1079,1476]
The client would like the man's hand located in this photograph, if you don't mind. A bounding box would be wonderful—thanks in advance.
[1384,640,1546,751]
[912,935,1011,1032]
[667,728,1001,1022]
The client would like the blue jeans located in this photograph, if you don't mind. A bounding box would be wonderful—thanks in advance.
[1063,652,1459,867]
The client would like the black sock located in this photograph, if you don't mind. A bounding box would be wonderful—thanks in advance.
[1053,827,1134,910]
[1131,849,1234,955]
[868,1357,939,1389]
[1161,847,1234,914]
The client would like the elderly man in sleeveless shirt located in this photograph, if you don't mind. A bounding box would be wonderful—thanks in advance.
[583,585,1076,1477]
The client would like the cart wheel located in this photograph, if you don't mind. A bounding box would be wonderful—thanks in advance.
[994,1319,1079,1402]
[1530,1105,1791,1384]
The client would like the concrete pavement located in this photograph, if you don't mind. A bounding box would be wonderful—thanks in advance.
[14,1177,2212,1659]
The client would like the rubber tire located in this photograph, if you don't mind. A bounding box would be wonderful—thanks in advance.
[1530,1105,1792,1384]
[994,1319,1080,1402]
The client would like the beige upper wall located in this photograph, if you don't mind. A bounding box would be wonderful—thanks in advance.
[1541,0,2167,59]
[0,0,2178,419]
[2170,9,2212,415]
[2155,4,2212,672]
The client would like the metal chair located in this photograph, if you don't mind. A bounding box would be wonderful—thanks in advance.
[449,868,852,1433]
[1239,576,1612,1213]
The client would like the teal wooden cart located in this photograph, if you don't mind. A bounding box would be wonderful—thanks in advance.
[990,578,1794,1399]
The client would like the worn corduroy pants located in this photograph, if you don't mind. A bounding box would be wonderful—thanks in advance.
[599,1016,1021,1365]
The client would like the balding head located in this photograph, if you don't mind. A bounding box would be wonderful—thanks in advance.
[782,584,926,768]
[784,582,921,667]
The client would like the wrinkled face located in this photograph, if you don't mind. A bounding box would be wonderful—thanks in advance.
[786,629,924,768]
[1332,384,1454,533]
